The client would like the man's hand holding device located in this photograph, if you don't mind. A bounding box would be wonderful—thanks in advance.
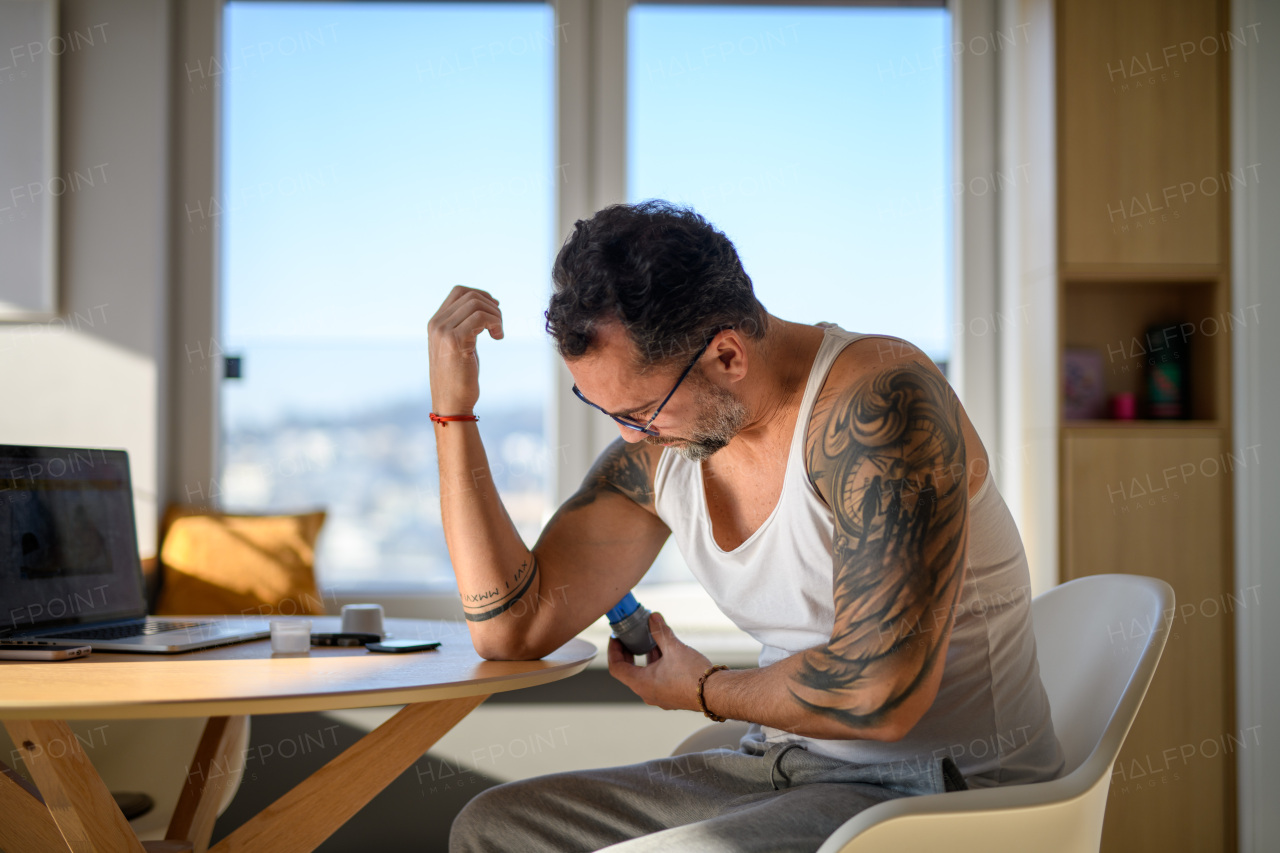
[607,611,716,713]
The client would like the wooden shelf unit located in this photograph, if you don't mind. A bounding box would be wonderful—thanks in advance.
[1055,0,1236,851]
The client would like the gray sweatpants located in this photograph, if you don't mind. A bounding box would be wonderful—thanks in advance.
[449,727,967,852]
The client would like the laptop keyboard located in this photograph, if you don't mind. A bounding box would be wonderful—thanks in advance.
[53,619,211,640]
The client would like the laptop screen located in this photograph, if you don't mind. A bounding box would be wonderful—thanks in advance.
[0,446,147,636]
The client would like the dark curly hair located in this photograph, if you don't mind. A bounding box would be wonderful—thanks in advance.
[545,200,768,370]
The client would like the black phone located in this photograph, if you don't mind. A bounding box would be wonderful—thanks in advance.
[310,632,381,647]
[366,639,441,654]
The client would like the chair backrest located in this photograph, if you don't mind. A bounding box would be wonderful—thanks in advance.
[812,575,1177,853]
[1030,574,1174,778]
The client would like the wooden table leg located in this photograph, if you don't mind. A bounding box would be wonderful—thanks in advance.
[166,715,248,852]
[0,758,70,853]
[3,719,146,853]
[207,694,489,853]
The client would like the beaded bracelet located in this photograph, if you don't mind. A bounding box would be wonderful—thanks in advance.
[697,664,730,722]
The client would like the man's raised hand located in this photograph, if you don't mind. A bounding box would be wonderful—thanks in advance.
[427,285,505,414]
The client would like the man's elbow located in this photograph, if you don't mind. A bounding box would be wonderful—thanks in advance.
[869,716,913,743]
[863,694,934,742]
[468,627,551,661]
[828,696,931,743]
[850,663,941,741]
[828,715,910,743]
[795,710,907,742]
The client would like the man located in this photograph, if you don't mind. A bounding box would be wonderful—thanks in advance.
[429,200,1065,852]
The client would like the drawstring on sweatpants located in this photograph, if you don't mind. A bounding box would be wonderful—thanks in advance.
[769,743,807,790]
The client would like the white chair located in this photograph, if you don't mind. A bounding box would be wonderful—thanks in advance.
[671,574,1175,853]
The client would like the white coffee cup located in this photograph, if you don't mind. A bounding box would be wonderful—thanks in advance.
[340,603,385,638]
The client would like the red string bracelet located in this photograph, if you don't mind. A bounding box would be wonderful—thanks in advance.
[429,413,479,427]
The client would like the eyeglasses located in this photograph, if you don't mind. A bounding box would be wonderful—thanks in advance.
[572,332,723,437]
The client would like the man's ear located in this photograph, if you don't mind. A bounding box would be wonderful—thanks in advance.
[710,329,749,382]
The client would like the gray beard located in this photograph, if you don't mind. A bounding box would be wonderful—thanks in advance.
[647,373,749,462]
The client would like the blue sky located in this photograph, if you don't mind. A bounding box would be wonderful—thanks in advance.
[630,5,952,347]
[221,2,950,430]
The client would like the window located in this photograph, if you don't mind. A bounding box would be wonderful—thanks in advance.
[219,2,557,589]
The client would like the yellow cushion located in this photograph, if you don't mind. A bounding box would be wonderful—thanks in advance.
[154,508,327,617]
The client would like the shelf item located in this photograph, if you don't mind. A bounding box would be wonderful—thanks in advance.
[1063,348,1107,420]
[1062,279,1226,423]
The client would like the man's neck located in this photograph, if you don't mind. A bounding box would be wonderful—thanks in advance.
[732,319,824,446]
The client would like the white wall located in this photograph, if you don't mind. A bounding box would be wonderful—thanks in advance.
[1231,0,1278,849]
[0,0,171,556]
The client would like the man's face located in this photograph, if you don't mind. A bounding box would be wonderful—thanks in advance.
[567,323,748,460]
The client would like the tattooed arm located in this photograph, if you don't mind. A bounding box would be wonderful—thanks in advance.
[446,434,669,661]
[667,345,969,741]
[787,347,969,738]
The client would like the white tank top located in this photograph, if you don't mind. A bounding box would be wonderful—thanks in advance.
[653,324,1065,788]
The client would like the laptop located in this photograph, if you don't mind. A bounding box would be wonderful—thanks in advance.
[0,444,270,653]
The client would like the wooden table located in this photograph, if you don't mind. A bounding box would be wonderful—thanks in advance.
[0,617,596,853]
